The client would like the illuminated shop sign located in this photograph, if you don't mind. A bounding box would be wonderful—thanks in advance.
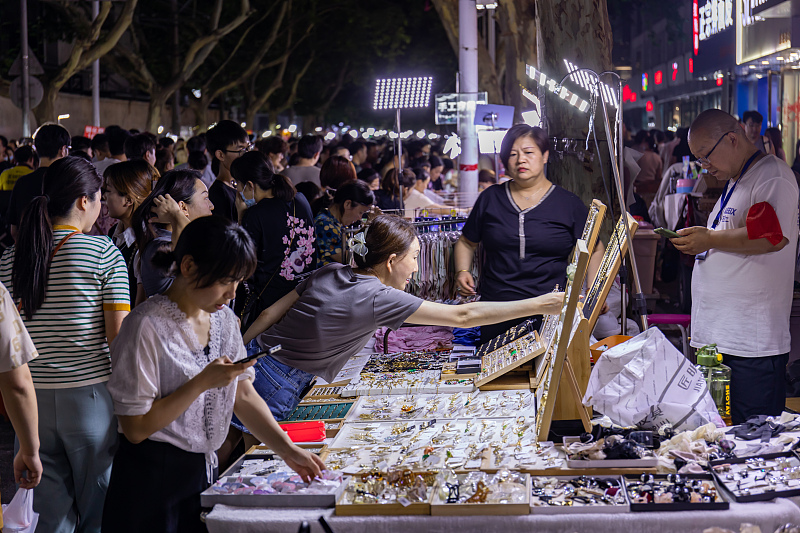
[743,0,768,27]
[642,73,648,92]
[697,0,734,42]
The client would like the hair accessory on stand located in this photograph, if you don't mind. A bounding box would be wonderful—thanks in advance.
[348,228,369,258]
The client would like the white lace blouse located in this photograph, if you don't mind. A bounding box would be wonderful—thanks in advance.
[107,295,253,464]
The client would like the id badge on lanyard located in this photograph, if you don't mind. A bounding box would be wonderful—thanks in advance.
[696,152,759,261]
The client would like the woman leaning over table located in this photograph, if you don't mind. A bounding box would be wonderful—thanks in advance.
[0,156,130,533]
[230,215,564,452]
[454,124,604,345]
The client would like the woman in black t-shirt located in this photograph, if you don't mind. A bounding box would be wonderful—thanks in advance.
[454,125,604,344]
[231,151,316,329]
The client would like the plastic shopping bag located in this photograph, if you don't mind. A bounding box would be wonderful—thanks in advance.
[583,327,724,431]
[1,488,39,533]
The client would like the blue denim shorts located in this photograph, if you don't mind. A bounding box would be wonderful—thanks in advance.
[231,339,316,432]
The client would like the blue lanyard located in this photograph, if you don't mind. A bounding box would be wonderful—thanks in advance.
[711,152,760,229]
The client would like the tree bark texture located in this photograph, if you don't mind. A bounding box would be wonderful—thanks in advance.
[33,0,138,125]
[536,0,615,211]
[431,0,537,114]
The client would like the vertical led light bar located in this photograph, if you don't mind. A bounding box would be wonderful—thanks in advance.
[373,77,433,110]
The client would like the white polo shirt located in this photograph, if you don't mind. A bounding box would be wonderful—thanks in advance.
[691,155,799,357]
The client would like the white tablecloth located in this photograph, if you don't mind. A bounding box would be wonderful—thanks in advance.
[206,498,800,533]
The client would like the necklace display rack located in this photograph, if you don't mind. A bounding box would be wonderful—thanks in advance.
[583,212,640,331]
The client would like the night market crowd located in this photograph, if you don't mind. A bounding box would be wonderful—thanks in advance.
[0,106,798,532]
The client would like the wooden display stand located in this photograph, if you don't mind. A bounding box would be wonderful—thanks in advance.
[553,313,592,424]
[536,240,591,440]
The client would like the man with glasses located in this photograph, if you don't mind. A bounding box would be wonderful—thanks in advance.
[206,120,251,222]
[671,108,799,424]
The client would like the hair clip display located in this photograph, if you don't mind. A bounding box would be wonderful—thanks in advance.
[624,474,728,511]
[531,476,628,513]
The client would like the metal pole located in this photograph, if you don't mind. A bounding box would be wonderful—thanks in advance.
[557,67,648,332]
[457,0,479,208]
[596,74,648,332]
[171,0,181,134]
[397,108,404,213]
[488,8,496,65]
[20,0,30,138]
[92,1,100,128]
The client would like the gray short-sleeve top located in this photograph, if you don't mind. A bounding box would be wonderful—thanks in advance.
[257,263,424,382]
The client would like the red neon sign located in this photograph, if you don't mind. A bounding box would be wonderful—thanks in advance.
[672,62,679,81]
[716,77,723,86]
[692,0,699,55]
[631,92,637,102]
[654,70,663,85]
[646,100,654,113]
[689,58,694,74]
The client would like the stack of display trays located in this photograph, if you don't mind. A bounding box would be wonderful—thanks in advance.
[200,449,342,508]
[281,401,355,438]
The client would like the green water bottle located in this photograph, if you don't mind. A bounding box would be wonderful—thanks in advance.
[696,344,732,426]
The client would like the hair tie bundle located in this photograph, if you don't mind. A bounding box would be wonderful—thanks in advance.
[348,226,369,258]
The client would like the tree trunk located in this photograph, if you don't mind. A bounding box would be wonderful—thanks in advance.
[33,83,58,126]
[536,0,614,209]
[497,0,536,119]
[146,92,168,133]
[190,94,212,132]
[245,108,257,132]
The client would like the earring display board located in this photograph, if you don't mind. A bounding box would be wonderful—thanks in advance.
[583,213,639,331]
[474,330,546,388]
[580,199,607,259]
[535,240,590,441]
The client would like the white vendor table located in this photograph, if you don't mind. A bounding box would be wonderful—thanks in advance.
[206,498,800,533]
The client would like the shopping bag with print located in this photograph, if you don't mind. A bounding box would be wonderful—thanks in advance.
[583,327,724,431]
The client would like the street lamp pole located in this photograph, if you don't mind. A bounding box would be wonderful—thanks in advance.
[20,0,31,137]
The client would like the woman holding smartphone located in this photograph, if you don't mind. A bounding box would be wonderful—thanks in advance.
[103,216,323,533]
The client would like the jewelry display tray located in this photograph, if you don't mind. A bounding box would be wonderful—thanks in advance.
[562,436,659,469]
[200,453,346,508]
[335,473,436,516]
[529,476,630,515]
[710,451,800,503]
[431,474,531,516]
[624,474,729,512]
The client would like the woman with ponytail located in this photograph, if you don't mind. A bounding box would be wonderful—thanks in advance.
[103,216,323,533]
[0,156,131,533]
[130,169,213,304]
[229,151,316,329]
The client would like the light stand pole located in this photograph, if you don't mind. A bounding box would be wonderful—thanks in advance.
[373,77,433,216]
[557,68,648,333]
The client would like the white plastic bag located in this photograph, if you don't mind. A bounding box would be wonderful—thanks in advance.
[583,327,724,431]
[2,488,39,533]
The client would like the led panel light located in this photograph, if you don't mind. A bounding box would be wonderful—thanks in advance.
[373,77,433,110]
[563,59,619,108]
[524,68,590,114]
